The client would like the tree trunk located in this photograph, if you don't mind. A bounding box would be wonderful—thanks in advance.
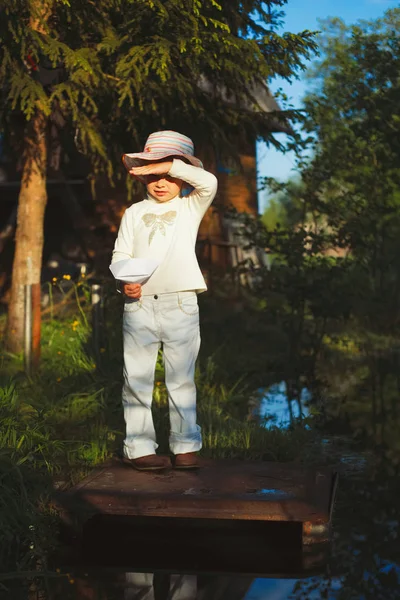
[6,110,48,353]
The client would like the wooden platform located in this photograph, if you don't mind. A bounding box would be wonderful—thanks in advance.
[55,459,337,545]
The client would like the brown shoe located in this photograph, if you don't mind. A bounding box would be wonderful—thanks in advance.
[123,454,171,471]
[174,452,199,469]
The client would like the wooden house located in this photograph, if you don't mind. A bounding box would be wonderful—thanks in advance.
[0,84,289,298]
[194,82,290,280]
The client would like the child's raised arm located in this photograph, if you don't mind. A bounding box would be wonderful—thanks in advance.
[169,159,218,216]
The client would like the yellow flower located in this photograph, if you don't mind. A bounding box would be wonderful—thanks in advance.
[57,351,62,355]
[56,377,62,382]
[63,274,71,280]
[52,277,57,282]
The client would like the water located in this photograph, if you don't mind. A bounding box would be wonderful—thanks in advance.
[33,571,342,599]
[15,384,400,600]
[259,382,311,428]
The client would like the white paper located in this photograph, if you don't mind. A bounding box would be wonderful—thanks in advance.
[109,258,160,284]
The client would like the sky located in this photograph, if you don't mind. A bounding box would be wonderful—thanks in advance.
[257,0,398,211]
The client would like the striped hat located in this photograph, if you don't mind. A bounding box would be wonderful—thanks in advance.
[123,131,203,181]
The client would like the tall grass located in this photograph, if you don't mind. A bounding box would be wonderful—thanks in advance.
[151,355,312,461]
[0,283,122,578]
[197,358,311,461]
[0,281,314,583]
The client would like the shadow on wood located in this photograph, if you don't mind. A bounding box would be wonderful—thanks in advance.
[54,458,338,577]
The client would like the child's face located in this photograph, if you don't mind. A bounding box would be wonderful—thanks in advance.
[146,174,183,202]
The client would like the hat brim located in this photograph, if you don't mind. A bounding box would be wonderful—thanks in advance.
[122,152,203,183]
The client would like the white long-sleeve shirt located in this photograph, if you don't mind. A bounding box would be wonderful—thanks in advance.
[112,159,218,295]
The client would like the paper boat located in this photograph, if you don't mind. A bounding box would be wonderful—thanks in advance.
[109,258,160,284]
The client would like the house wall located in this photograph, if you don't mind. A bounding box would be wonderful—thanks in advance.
[0,142,259,299]
[197,144,258,271]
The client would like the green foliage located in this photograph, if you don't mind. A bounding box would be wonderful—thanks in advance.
[223,8,400,472]
[0,281,315,581]
[0,288,120,576]
[0,0,318,179]
[285,9,400,445]
[262,177,306,229]
[3,6,400,594]
[303,10,400,286]
[0,446,58,585]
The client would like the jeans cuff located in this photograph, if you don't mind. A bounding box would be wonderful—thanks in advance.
[169,427,202,454]
[123,440,158,460]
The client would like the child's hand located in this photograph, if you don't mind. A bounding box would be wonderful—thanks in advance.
[123,283,142,299]
[130,161,173,178]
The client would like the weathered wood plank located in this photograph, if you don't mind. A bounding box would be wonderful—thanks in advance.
[54,459,336,527]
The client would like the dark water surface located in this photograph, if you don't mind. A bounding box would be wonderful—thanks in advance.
[33,453,399,600]
[34,571,341,600]
[12,385,400,600]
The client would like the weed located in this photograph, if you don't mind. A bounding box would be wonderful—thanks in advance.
[0,283,313,582]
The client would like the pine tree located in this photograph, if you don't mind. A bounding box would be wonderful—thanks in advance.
[0,0,317,352]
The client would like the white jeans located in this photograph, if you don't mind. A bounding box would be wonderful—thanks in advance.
[122,291,202,459]
[124,573,197,600]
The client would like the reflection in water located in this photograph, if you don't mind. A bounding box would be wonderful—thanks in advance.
[121,573,346,600]
[121,572,335,600]
[24,471,400,600]
[42,571,257,600]
[259,382,310,428]
[251,488,295,498]
[124,573,197,600]
[24,568,347,600]
[40,570,346,600]
[21,374,400,600]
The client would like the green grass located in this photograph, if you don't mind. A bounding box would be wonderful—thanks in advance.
[0,284,315,582]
